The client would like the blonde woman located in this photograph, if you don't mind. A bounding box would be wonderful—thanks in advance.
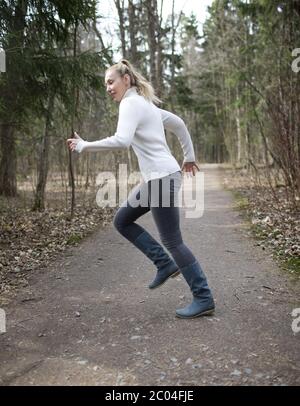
[67,59,215,318]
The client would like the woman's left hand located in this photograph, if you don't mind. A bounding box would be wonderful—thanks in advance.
[66,131,83,152]
[181,161,200,177]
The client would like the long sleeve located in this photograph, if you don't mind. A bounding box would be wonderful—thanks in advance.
[158,108,196,162]
[75,97,140,153]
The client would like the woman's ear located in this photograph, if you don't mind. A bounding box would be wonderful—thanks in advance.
[124,73,131,87]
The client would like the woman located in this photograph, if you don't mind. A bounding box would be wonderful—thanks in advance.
[67,59,215,318]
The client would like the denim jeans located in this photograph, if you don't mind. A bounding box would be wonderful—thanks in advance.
[113,170,196,268]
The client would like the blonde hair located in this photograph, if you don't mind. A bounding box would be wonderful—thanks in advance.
[106,59,163,105]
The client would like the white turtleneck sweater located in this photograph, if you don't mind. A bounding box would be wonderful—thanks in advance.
[75,86,196,183]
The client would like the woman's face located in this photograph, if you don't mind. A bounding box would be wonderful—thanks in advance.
[105,69,131,103]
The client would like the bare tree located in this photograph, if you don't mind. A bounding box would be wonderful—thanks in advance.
[114,0,128,58]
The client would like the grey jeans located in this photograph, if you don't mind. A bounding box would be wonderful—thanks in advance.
[113,170,196,268]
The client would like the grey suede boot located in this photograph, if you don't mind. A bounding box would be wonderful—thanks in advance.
[176,260,215,318]
[132,230,180,289]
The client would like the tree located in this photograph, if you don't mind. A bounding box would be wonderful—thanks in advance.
[0,0,101,198]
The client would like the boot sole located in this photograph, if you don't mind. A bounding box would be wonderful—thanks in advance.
[149,269,181,289]
[175,308,215,319]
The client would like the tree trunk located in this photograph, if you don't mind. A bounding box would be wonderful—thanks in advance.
[85,154,90,189]
[114,0,127,58]
[235,90,242,165]
[32,93,55,211]
[127,148,133,173]
[128,0,138,65]
[0,0,28,196]
[0,124,17,196]
[155,0,164,99]
[146,0,158,90]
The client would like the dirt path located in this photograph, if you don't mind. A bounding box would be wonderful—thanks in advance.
[0,165,299,386]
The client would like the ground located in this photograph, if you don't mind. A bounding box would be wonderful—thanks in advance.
[0,165,299,386]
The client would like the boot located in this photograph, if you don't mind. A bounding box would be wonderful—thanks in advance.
[132,230,180,289]
[176,260,215,318]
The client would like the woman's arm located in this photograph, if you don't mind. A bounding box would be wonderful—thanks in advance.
[67,98,139,153]
[158,108,196,163]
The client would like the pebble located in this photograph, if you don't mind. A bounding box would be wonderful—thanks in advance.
[230,369,242,377]
[77,360,88,365]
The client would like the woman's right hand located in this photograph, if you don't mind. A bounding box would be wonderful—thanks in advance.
[66,131,83,152]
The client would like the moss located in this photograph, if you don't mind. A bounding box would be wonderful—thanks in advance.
[249,223,269,239]
[66,234,82,245]
[278,255,300,275]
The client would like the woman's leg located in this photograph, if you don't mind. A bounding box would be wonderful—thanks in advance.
[148,171,195,268]
[113,181,150,242]
[149,171,215,318]
[113,181,179,287]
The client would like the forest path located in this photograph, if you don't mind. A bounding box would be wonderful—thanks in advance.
[0,165,299,386]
